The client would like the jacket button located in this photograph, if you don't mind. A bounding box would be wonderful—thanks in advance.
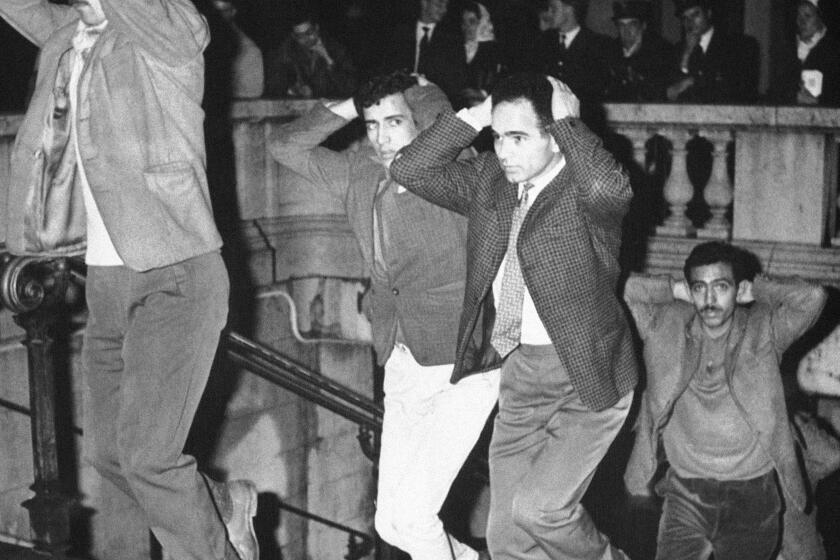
[392,287,399,296]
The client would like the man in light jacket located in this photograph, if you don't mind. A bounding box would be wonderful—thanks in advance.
[0,1,258,558]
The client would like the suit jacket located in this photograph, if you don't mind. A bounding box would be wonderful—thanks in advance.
[531,27,612,103]
[605,33,674,102]
[771,32,840,107]
[1,0,222,271]
[622,274,827,512]
[669,28,759,103]
[380,21,467,100]
[270,103,469,368]
[390,111,638,411]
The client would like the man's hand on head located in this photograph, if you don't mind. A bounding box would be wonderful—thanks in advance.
[325,97,358,121]
[736,280,754,304]
[465,94,493,130]
[547,76,579,121]
[673,279,691,302]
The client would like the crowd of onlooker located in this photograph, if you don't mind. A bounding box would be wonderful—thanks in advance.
[201,0,838,109]
[2,0,838,114]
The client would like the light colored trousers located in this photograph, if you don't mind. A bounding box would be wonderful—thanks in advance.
[487,344,632,560]
[375,344,500,560]
[83,252,235,560]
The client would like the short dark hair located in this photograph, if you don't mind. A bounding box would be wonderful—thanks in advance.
[555,0,590,23]
[288,5,317,28]
[353,71,418,116]
[491,72,554,130]
[683,241,750,284]
[674,0,712,16]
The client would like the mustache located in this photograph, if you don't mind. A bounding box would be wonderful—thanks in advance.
[700,305,722,313]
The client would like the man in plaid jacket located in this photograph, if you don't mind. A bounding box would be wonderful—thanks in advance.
[390,72,637,559]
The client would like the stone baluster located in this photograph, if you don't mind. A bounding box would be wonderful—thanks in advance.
[698,129,734,239]
[656,128,696,237]
[615,126,650,172]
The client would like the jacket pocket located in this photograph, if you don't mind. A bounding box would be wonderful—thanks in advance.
[143,162,209,239]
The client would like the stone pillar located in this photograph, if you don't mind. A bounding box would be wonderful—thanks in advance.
[697,130,733,240]
[656,128,696,237]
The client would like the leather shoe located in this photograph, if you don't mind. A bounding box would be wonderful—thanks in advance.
[225,479,259,560]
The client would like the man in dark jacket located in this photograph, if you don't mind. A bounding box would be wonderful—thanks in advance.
[270,71,499,560]
[665,0,759,103]
[605,0,674,102]
[530,0,612,106]
[623,241,827,560]
[391,72,637,560]
[380,0,467,101]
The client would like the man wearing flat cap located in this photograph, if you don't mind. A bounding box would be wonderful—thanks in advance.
[605,0,673,101]
[666,0,759,103]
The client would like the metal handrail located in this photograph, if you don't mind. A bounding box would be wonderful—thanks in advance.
[223,330,383,432]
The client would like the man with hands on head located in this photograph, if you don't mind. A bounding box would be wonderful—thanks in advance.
[391,72,637,560]
[623,241,828,560]
[0,0,258,559]
[270,70,500,560]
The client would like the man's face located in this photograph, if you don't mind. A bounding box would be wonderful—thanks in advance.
[71,0,106,26]
[681,6,712,38]
[491,99,559,184]
[461,9,480,42]
[420,0,449,24]
[292,21,320,49]
[363,93,419,168]
[616,18,645,51]
[797,3,824,42]
[547,0,575,30]
[687,262,741,337]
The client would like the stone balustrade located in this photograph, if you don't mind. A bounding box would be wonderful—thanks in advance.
[605,104,840,247]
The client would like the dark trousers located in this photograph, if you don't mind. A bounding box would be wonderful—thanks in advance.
[655,469,782,560]
[82,252,231,560]
[486,344,632,560]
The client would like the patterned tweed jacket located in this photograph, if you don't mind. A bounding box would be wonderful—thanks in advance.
[390,110,638,411]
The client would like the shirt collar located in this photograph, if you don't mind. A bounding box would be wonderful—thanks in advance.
[561,25,581,47]
[517,155,566,200]
[699,26,713,52]
[417,21,437,40]
[798,27,826,61]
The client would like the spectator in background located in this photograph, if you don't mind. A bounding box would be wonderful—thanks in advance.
[264,8,357,99]
[530,0,611,106]
[380,0,467,101]
[771,0,840,106]
[665,0,759,103]
[605,1,673,102]
[211,0,263,99]
[459,1,506,108]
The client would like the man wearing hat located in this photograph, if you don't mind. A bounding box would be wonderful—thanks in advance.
[605,1,673,101]
[665,0,759,103]
[771,0,840,106]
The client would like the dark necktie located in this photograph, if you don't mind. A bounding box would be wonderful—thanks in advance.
[491,183,535,357]
[417,25,431,74]
[688,43,704,72]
